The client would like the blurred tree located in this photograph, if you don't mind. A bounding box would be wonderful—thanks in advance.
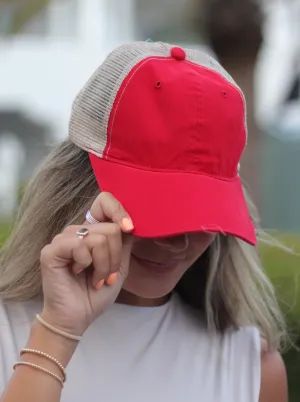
[0,0,50,34]
[203,0,264,211]
[12,0,50,33]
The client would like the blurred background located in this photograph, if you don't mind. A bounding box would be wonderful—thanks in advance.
[0,0,300,399]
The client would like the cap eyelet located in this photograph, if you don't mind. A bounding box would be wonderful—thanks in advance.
[156,81,161,88]
[222,90,228,98]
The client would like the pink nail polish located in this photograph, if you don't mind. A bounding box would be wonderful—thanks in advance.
[95,279,104,290]
[106,273,118,286]
[121,218,134,232]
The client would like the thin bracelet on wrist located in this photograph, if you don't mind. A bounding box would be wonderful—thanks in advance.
[13,361,64,387]
[36,314,82,342]
[20,348,67,382]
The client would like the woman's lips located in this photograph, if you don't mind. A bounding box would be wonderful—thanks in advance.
[132,255,184,273]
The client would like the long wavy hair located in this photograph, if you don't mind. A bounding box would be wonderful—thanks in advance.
[0,140,287,350]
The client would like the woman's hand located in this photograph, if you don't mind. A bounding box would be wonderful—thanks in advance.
[39,192,134,336]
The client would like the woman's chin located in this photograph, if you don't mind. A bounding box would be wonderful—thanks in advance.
[121,281,175,303]
[120,257,190,304]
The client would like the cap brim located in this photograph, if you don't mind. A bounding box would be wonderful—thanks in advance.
[89,154,257,245]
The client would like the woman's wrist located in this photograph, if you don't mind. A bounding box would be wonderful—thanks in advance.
[40,308,88,337]
[26,319,79,368]
[3,320,78,401]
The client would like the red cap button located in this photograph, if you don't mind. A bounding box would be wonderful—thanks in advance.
[171,47,186,61]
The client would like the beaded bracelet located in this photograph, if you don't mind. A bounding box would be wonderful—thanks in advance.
[20,348,67,382]
[13,361,64,387]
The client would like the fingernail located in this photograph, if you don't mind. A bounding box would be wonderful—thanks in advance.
[95,279,104,290]
[121,217,134,232]
[106,273,118,286]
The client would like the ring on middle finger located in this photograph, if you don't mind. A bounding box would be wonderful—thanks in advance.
[76,228,89,240]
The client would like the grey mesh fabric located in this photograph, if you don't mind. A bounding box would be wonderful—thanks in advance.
[68,41,247,159]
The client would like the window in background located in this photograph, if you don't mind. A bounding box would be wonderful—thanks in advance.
[46,0,78,38]
[104,0,135,43]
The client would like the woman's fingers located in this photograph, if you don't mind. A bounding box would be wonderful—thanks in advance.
[41,236,92,273]
[72,244,93,274]
[102,223,123,274]
[51,224,125,288]
[66,223,123,268]
[82,228,123,288]
[51,192,135,288]
[87,192,134,233]
[119,234,134,279]
[88,234,110,289]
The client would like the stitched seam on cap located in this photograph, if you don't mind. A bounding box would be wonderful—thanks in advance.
[106,56,175,158]
[185,57,248,142]
[106,57,246,162]
[87,150,239,182]
[185,60,245,106]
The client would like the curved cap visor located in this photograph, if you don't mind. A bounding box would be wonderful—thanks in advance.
[89,154,257,245]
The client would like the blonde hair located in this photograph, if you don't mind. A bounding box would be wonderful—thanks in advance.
[0,140,287,350]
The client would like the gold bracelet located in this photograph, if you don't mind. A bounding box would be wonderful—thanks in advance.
[13,361,64,388]
[36,314,82,342]
[20,349,67,382]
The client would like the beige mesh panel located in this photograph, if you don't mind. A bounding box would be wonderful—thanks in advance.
[69,41,247,158]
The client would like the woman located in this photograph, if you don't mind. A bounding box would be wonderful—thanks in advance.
[0,41,287,401]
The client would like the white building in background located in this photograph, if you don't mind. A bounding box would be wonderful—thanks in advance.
[256,0,300,139]
[0,0,136,218]
[0,0,297,141]
[0,0,136,140]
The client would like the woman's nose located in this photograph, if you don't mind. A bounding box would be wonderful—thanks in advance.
[153,234,189,252]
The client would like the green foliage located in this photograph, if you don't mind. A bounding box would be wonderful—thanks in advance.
[260,234,300,332]
[259,234,300,402]
[284,346,300,402]
[10,0,50,34]
[0,221,13,248]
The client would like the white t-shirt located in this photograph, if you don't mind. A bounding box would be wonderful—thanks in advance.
[0,293,261,402]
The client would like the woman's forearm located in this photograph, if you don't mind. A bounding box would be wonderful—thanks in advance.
[1,322,78,402]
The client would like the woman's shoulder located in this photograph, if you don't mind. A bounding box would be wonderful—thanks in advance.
[259,338,288,402]
[171,296,264,400]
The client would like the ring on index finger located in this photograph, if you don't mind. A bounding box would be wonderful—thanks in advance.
[86,209,100,225]
[76,228,89,240]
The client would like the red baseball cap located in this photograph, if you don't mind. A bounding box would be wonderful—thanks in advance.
[69,42,256,245]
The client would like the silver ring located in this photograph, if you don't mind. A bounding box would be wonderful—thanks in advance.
[76,228,89,239]
[85,209,100,225]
